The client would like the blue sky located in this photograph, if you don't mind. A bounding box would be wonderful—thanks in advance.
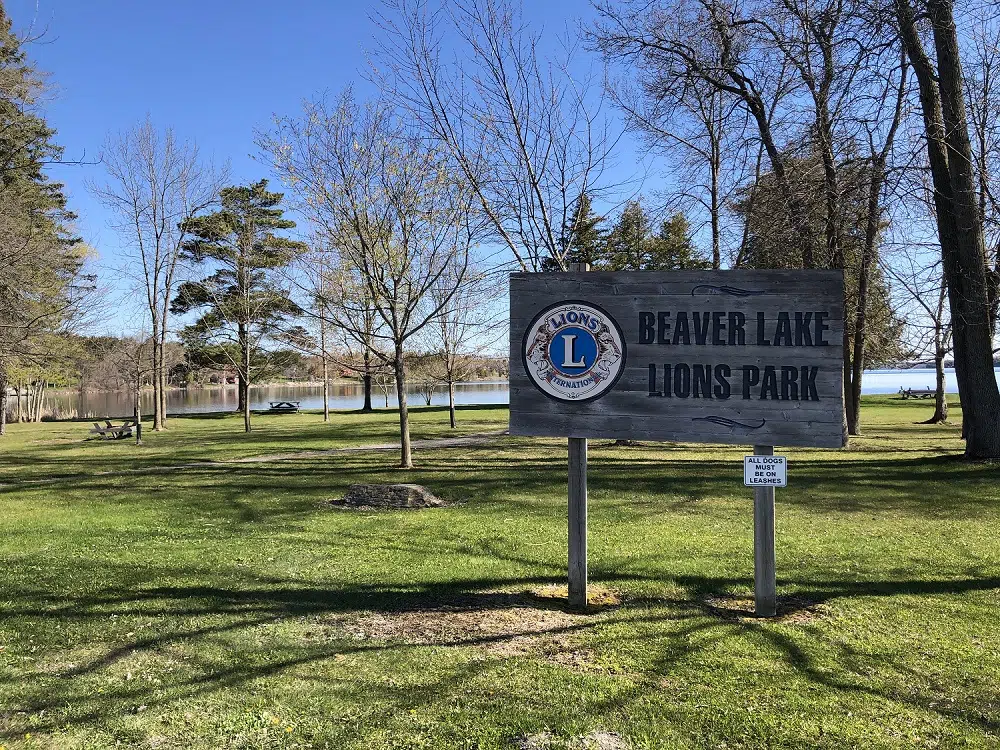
[7,0,659,334]
[7,1,402,256]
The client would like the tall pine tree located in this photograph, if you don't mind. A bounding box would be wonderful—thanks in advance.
[172,180,306,433]
[648,213,712,270]
[604,199,653,270]
[0,5,85,435]
[561,192,605,268]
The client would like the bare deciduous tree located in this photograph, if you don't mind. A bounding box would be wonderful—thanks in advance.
[264,91,475,467]
[285,235,391,416]
[883,253,951,423]
[91,118,225,431]
[594,0,821,267]
[425,265,505,428]
[895,0,1000,457]
[105,335,155,443]
[375,0,614,271]
[963,7,1000,331]
[594,0,911,437]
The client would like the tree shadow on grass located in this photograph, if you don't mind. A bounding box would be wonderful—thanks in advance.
[5,444,999,527]
[3,568,998,742]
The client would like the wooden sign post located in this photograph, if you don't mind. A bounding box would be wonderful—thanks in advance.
[568,435,587,609]
[566,262,589,610]
[509,270,845,617]
[752,444,777,617]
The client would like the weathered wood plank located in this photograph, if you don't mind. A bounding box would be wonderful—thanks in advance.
[510,270,846,449]
[510,413,844,447]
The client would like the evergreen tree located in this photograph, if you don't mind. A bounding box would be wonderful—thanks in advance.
[542,191,606,271]
[604,199,653,270]
[0,6,85,434]
[648,212,712,270]
[172,180,307,433]
[562,192,606,268]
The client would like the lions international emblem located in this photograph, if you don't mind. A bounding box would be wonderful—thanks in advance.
[522,301,626,402]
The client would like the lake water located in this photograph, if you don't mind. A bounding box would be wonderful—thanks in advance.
[11,368,998,420]
[18,381,512,420]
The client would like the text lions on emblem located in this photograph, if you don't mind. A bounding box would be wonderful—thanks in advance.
[522,301,627,402]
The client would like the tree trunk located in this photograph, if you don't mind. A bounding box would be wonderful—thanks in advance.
[448,379,456,428]
[242,338,252,434]
[159,353,167,427]
[322,358,330,422]
[847,169,882,436]
[160,293,171,429]
[242,380,251,432]
[16,379,23,422]
[237,373,246,413]
[393,344,412,469]
[362,348,374,412]
[710,148,721,270]
[32,380,45,422]
[843,348,857,437]
[0,368,8,436]
[925,346,950,424]
[134,382,143,445]
[931,0,1000,456]
[363,373,374,412]
[151,325,163,431]
[237,322,247,416]
[897,0,1000,458]
[321,318,330,423]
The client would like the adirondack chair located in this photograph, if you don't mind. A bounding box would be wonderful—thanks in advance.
[89,420,135,440]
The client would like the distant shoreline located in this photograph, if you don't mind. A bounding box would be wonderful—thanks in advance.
[46,377,511,395]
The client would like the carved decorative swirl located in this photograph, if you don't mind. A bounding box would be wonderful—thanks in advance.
[692,416,767,430]
[690,285,768,297]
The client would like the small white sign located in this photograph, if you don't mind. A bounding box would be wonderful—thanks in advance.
[744,455,787,487]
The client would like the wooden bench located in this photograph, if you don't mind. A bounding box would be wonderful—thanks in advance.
[267,401,301,414]
[89,420,136,440]
[899,387,935,400]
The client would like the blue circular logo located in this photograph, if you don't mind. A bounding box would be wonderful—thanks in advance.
[549,326,600,376]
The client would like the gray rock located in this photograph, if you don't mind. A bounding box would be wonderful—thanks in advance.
[332,483,446,509]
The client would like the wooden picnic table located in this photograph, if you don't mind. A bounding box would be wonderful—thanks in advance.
[267,401,301,414]
[89,420,136,440]
[899,387,935,400]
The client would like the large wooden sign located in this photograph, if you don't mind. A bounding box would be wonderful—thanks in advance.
[509,270,846,448]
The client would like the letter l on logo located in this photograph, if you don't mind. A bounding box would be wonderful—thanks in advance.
[562,334,585,368]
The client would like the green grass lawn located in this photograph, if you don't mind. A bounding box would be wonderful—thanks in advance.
[0,398,997,748]
[0,407,503,483]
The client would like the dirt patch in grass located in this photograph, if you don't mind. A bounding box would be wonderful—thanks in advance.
[329,588,623,669]
[702,594,829,624]
[511,730,631,749]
